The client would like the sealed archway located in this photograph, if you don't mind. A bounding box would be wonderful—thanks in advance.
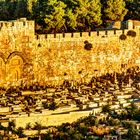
[7,54,24,82]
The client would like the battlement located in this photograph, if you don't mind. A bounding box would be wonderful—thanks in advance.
[35,20,140,41]
[36,28,140,42]
[0,18,34,30]
[0,18,139,40]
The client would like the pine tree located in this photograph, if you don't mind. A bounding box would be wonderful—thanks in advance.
[65,8,78,32]
[14,0,29,18]
[0,0,17,20]
[103,0,128,21]
[77,0,102,31]
[32,0,66,33]
[125,0,140,20]
[65,0,102,32]
[27,0,36,14]
[44,0,66,33]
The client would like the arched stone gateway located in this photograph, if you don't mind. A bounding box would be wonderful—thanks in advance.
[7,55,23,82]
[7,51,27,63]
[6,52,27,83]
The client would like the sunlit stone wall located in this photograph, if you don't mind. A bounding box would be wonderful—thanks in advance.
[0,18,139,86]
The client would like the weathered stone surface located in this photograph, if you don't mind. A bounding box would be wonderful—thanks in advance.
[0,18,139,86]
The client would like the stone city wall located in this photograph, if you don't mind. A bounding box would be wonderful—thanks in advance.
[34,29,140,85]
[10,110,92,129]
[0,18,139,86]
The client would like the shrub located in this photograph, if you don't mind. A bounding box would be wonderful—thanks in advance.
[127,30,136,37]
[119,34,127,40]
[84,41,93,51]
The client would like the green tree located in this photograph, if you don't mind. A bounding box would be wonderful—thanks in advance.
[127,127,139,140]
[27,0,37,15]
[65,8,78,32]
[0,0,16,20]
[48,101,58,110]
[45,0,66,33]
[16,127,26,138]
[42,101,49,109]
[125,0,140,20]
[102,104,111,114]
[14,0,29,18]
[78,0,102,31]
[33,122,42,135]
[108,118,120,126]
[103,0,128,21]
[65,0,102,31]
[126,103,138,119]
[32,0,66,33]
[8,120,16,131]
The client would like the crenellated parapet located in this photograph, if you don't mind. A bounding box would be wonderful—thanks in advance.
[36,30,128,41]
[35,29,140,45]
[0,18,34,30]
[0,18,35,45]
